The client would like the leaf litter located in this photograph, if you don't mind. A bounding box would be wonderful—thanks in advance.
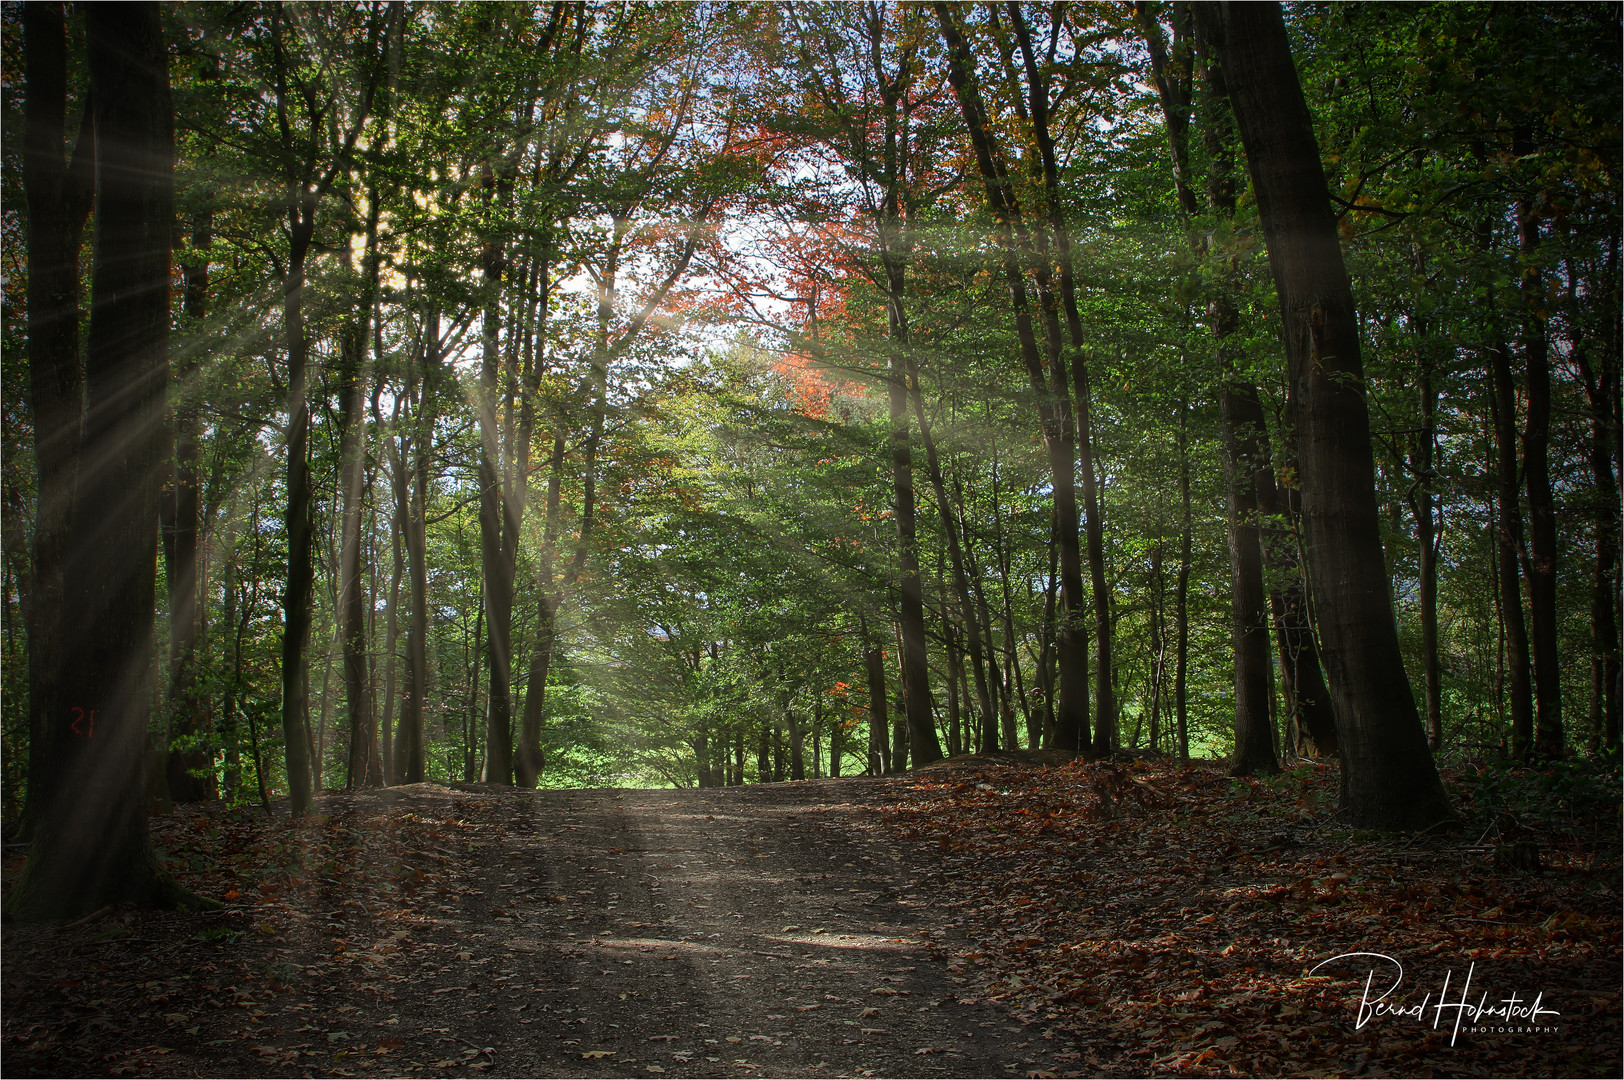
[0,760,1616,1077]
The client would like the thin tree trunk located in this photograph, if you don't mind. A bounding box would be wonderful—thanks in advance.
[1575,344,1622,750]
[863,629,891,776]
[902,356,993,751]
[1219,379,1281,776]
[1147,528,1165,754]
[476,172,516,785]
[375,380,404,784]
[396,311,438,785]
[1410,338,1443,751]
[164,209,213,802]
[934,2,1090,753]
[1483,279,1535,759]
[1175,397,1192,763]
[1516,185,1563,759]
[340,194,381,790]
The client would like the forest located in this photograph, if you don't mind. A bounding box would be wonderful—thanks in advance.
[0,2,1620,1076]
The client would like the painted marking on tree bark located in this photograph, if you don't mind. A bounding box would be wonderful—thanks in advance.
[70,707,96,738]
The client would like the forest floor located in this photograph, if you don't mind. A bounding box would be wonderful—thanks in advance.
[2,754,1619,1079]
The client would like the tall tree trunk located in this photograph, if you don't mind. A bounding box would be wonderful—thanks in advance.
[341,196,381,790]
[396,312,438,785]
[477,177,516,785]
[11,3,197,917]
[1483,290,1535,759]
[278,213,317,815]
[1195,2,1452,828]
[1002,3,1116,758]
[514,234,554,788]
[863,633,891,776]
[884,276,943,768]
[1194,49,1277,776]
[1575,344,1621,750]
[1175,398,1192,763]
[19,0,94,842]
[1147,528,1165,754]
[1410,340,1443,751]
[1257,469,1339,758]
[903,355,994,749]
[1516,188,1563,760]
[935,3,1090,753]
[164,209,213,802]
[375,383,403,784]
[1219,378,1281,775]
[519,431,565,787]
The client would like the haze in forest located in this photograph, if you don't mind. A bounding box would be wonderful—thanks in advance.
[1,1,1617,922]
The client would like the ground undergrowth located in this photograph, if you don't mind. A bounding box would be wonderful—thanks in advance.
[2,755,1619,1078]
[861,754,1621,1077]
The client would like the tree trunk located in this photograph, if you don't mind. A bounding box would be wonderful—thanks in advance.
[1147,529,1165,754]
[1195,2,1452,828]
[1259,471,1339,759]
[164,209,213,803]
[935,3,1091,755]
[1484,301,1535,759]
[1575,345,1621,750]
[396,312,438,785]
[788,706,805,781]
[1516,191,1563,760]
[477,193,516,785]
[1219,379,1281,776]
[19,0,94,842]
[1191,41,1278,775]
[376,388,404,784]
[11,3,199,918]
[902,352,993,750]
[340,200,381,790]
[864,638,890,776]
[1004,4,1116,758]
[1175,398,1192,763]
[278,204,318,815]
[1410,349,1443,751]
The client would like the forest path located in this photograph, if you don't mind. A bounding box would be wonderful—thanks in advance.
[3,778,1060,1078]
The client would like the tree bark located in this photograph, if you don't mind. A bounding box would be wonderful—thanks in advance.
[864,635,890,776]
[1219,378,1281,776]
[1175,398,1192,763]
[477,175,516,786]
[341,194,381,789]
[164,209,213,802]
[1516,190,1563,760]
[1410,345,1443,751]
[1002,3,1115,757]
[934,2,1090,754]
[1575,344,1621,750]
[395,311,438,785]
[19,0,94,842]
[1194,1,1452,828]
[11,3,200,918]
[886,297,942,769]
[1483,290,1535,759]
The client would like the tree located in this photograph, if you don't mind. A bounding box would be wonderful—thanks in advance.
[17,0,93,840]
[10,3,203,918]
[1192,2,1452,828]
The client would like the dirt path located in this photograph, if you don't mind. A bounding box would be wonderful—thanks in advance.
[3,779,1067,1078]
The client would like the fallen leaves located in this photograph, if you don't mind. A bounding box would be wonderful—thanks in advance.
[859,756,1622,1079]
